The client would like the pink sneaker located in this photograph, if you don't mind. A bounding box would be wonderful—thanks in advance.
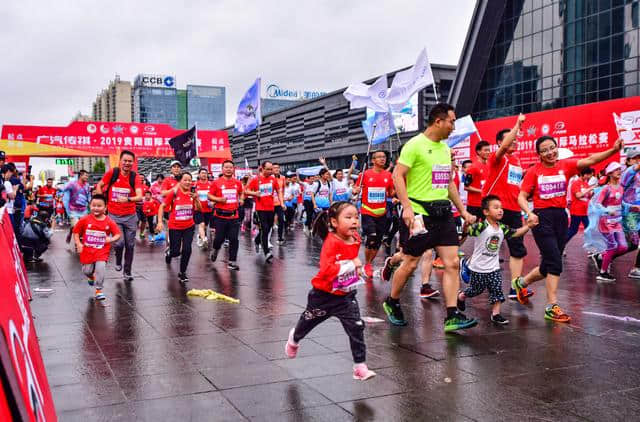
[353,363,376,381]
[285,328,299,358]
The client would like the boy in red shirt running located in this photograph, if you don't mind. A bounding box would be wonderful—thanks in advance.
[566,167,595,247]
[73,194,121,301]
[141,190,159,240]
[245,161,282,262]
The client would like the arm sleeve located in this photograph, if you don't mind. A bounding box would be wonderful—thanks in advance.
[397,141,415,168]
[100,170,112,186]
[500,222,517,238]
[520,167,536,196]
[314,236,342,283]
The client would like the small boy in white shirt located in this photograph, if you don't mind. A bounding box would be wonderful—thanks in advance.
[457,195,535,324]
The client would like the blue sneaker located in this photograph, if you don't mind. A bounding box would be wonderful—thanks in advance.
[383,297,407,326]
[459,257,471,284]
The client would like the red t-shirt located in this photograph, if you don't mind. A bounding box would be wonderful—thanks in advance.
[521,159,580,210]
[273,176,285,206]
[56,201,64,215]
[37,186,57,208]
[482,152,523,212]
[248,175,279,211]
[569,179,592,216]
[164,189,196,230]
[194,180,213,212]
[358,169,393,217]
[142,199,159,217]
[466,160,488,207]
[101,169,143,216]
[311,232,362,296]
[72,214,121,264]
[210,177,243,219]
[160,176,180,211]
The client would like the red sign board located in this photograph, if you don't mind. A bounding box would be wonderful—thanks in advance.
[0,210,56,421]
[471,96,640,169]
[1,121,231,160]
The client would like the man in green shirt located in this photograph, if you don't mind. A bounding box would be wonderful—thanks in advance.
[383,103,478,332]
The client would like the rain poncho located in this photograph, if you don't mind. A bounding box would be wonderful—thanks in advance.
[621,165,640,248]
[583,185,609,254]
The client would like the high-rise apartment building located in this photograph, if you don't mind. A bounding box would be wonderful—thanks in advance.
[91,76,132,122]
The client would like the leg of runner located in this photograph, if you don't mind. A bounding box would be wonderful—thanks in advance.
[502,209,530,299]
[111,214,137,281]
[275,205,285,243]
[258,210,275,260]
[303,199,314,234]
[178,226,194,281]
[227,219,241,270]
[210,216,228,263]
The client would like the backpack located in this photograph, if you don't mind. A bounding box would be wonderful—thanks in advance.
[105,168,137,203]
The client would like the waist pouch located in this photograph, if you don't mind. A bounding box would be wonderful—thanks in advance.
[409,198,451,219]
[215,209,237,217]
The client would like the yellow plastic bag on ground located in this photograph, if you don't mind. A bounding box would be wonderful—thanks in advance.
[186,289,240,304]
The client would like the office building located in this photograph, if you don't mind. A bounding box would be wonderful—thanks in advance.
[261,98,303,115]
[186,85,226,129]
[91,76,132,122]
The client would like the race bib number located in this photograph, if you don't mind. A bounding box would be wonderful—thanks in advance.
[222,188,238,204]
[39,194,53,206]
[367,187,386,204]
[335,187,347,196]
[174,204,193,221]
[332,267,364,293]
[84,229,106,249]
[507,165,523,185]
[579,188,590,202]
[110,187,130,202]
[197,190,209,202]
[259,183,273,197]
[538,174,567,199]
[432,164,451,189]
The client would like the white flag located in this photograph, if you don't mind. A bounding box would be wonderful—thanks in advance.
[387,48,435,111]
[445,115,478,148]
[343,75,389,112]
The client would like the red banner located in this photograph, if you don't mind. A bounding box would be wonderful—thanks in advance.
[0,210,56,421]
[470,96,640,169]
[1,121,231,160]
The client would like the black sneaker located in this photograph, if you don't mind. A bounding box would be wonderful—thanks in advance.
[444,311,478,332]
[383,297,407,326]
[178,273,189,283]
[165,248,171,264]
[596,271,616,283]
[456,291,466,311]
[123,273,133,282]
[254,239,260,253]
[210,248,219,262]
[419,284,440,299]
[381,256,398,282]
[65,231,72,244]
[491,314,509,325]
[228,261,240,271]
[591,253,603,272]
[115,263,123,272]
[265,252,274,263]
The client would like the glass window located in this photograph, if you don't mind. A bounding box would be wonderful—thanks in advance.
[543,6,553,30]
[543,29,553,53]
[612,59,624,74]
[599,12,611,38]
[575,19,584,44]
[553,51,562,74]
[553,26,563,49]
[515,15,524,38]
[599,37,611,62]
[523,35,533,57]
[586,16,598,41]
[524,12,533,34]
[533,8,543,32]
[567,22,575,46]
[625,84,639,96]
[514,37,523,61]
[553,1,562,27]
[533,32,543,55]
[625,57,638,71]
[611,73,624,87]
[598,89,610,101]
[611,34,624,60]
[633,2,639,28]
[612,6,624,33]
[624,72,638,85]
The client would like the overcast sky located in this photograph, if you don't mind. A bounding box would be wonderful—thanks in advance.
[1,0,475,128]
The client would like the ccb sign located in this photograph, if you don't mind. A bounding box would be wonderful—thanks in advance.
[135,74,175,88]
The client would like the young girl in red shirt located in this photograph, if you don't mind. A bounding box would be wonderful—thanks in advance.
[285,201,376,381]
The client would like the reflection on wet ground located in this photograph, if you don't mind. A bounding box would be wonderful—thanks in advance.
[29,227,640,421]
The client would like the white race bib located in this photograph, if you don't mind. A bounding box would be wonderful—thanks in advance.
[367,187,386,203]
[507,164,523,185]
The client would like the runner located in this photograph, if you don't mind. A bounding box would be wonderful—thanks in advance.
[383,103,477,331]
[312,168,333,213]
[63,170,91,244]
[514,135,622,322]
[150,174,164,204]
[302,175,317,235]
[136,176,150,239]
[464,141,491,221]
[95,150,143,282]
[352,150,394,280]
[331,156,357,202]
[245,161,281,262]
[160,160,183,246]
[622,149,640,278]
[481,114,531,300]
[208,160,244,270]
[284,173,301,232]
[141,190,158,241]
[37,178,57,229]
[156,171,201,283]
[240,175,255,234]
[272,163,286,245]
[194,168,213,248]
[566,167,595,246]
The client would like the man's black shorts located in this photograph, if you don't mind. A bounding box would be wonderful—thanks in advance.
[501,209,527,258]
[361,214,388,249]
[402,213,459,257]
[194,210,213,226]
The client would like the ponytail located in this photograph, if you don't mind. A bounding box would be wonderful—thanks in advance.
[311,201,355,240]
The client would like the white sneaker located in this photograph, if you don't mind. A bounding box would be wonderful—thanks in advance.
[303,227,309,236]
[196,236,203,248]
[629,268,640,279]
[353,363,376,381]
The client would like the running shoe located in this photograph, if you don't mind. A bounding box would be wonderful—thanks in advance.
[459,257,471,284]
[590,253,603,272]
[491,314,509,325]
[196,236,204,248]
[432,257,445,269]
[285,328,299,358]
[87,275,95,286]
[202,237,208,249]
[456,291,466,311]
[511,277,530,305]
[382,297,407,326]
[364,263,374,280]
[444,311,478,332]
[303,226,310,236]
[178,273,189,283]
[277,239,285,245]
[353,363,376,381]
[419,284,440,299]
[628,267,640,279]
[544,304,571,323]
[508,288,517,300]
[381,257,398,282]
[94,289,106,301]
[210,248,219,262]
[265,252,274,263]
[228,261,240,271]
[596,271,616,283]
[458,251,465,257]
[165,248,171,264]
[224,239,229,248]
[123,273,133,282]
[115,263,123,272]
[254,239,260,253]
[139,232,145,240]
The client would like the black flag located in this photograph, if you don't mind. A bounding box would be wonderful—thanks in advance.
[168,126,197,167]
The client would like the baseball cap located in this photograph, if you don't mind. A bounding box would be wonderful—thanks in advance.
[605,161,622,175]
[628,149,640,158]
[170,160,182,168]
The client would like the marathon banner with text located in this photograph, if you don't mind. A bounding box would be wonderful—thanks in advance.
[470,96,640,169]
[0,209,57,421]
[1,121,231,160]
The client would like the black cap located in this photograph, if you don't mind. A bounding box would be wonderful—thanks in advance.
[0,151,5,160]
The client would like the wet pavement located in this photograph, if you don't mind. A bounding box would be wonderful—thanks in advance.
[28,224,640,421]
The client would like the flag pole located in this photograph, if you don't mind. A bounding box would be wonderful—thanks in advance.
[256,124,261,167]
[432,83,439,102]
[358,123,377,189]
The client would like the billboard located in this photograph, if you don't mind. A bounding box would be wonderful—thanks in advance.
[134,74,176,89]
[470,96,640,169]
[1,121,231,160]
[366,92,419,133]
[263,83,327,101]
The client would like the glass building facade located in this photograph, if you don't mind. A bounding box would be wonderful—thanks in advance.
[177,89,187,129]
[261,98,303,115]
[472,0,640,121]
[186,85,226,130]
[133,87,178,128]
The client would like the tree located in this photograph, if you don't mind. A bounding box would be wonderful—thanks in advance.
[92,160,106,174]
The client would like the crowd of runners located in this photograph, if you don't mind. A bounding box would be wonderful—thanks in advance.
[15,101,639,381]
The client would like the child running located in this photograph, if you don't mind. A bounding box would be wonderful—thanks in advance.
[141,190,158,241]
[285,201,375,381]
[72,194,121,301]
[457,195,535,324]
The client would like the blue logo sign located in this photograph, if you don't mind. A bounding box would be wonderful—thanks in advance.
[164,76,175,87]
